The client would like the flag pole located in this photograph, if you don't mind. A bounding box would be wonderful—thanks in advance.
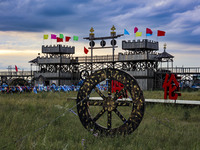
[156,31,158,41]
[135,33,136,40]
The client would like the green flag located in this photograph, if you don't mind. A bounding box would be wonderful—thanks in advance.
[73,36,79,41]
[136,32,142,37]
[59,34,64,39]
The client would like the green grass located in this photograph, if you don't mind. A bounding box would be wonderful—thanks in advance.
[0,92,199,150]
[143,90,200,100]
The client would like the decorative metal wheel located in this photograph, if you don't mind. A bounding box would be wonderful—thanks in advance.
[80,70,89,80]
[1,76,7,84]
[9,78,28,86]
[77,68,145,136]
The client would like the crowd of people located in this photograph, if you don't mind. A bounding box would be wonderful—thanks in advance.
[0,84,80,94]
[0,80,117,94]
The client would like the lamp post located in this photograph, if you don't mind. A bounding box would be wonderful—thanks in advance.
[89,27,95,73]
[111,25,116,68]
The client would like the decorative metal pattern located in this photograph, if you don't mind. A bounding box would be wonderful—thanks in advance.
[77,68,145,136]
[47,65,56,72]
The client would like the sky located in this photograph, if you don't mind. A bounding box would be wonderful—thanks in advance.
[0,0,200,71]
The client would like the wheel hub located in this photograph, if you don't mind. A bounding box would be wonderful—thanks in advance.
[103,97,116,112]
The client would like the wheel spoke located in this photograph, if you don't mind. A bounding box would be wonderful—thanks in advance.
[113,88,126,101]
[108,79,112,96]
[95,87,106,100]
[116,101,132,106]
[107,111,112,129]
[93,109,106,122]
[114,109,127,123]
[87,100,103,106]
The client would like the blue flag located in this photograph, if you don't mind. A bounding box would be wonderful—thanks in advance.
[146,33,152,36]
[124,29,130,35]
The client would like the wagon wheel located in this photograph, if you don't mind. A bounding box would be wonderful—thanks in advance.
[77,68,145,136]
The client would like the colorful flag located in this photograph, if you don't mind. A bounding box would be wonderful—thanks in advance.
[59,34,64,39]
[134,27,138,33]
[146,28,153,34]
[43,34,48,39]
[157,30,166,36]
[15,65,18,72]
[146,28,153,36]
[57,37,63,42]
[73,36,79,41]
[51,34,57,39]
[124,29,130,35]
[136,32,142,37]
[84,47,89,54]
[146,33,152,36]
[65,36,71,42]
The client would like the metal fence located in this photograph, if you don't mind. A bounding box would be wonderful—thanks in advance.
[161,67,200,74]
[77,55,119,63]
[0,71,32,76]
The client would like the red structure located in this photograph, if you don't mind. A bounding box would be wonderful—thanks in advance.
[111,80,127,98]
[162,74,181,100]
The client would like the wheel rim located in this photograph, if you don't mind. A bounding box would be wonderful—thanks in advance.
[77,68,145,136]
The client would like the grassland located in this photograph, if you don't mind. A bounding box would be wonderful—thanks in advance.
[0,91,199,150]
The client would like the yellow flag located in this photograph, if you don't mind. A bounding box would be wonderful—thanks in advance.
[43,34,48,39]
[136,32,142,37]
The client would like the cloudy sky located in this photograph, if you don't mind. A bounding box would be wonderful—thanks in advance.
[0,0,200,70]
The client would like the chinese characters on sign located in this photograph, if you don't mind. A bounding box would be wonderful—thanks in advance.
[162,74,181,100]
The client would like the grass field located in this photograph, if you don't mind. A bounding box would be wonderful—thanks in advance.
[0,91,199,150]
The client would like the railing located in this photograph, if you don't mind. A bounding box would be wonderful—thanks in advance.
[77,53,157,63]
[159,67,200,74]
[77,55,119,63]
[0,71,32,76]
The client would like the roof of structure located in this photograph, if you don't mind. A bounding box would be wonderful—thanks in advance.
[156,50,174,59]
[29,58,38,63]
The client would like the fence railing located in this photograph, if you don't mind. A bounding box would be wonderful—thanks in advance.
[159,67,200,74]
[0,71,32,76]
[77,55,119,63]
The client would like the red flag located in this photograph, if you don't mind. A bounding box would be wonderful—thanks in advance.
[84,47,89,54]
[57,37,63,42]
[15,65,18,72]
[146,28,153,34]
[157,30,166,36]
[65,36,71,42]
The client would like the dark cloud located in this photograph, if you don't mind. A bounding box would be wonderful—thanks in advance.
[0,0,200,46]
[0,0,91,32]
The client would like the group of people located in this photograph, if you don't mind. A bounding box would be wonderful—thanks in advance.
[0,80,117,94]
[0,84,80,94]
